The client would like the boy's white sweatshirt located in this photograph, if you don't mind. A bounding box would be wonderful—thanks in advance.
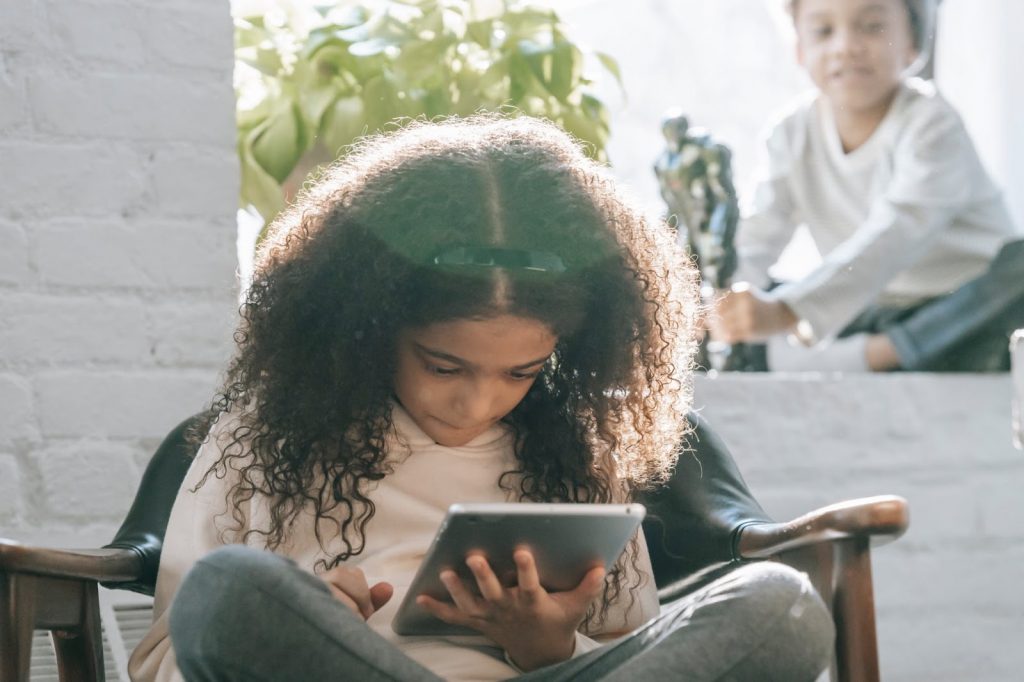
[737,78,1020,342]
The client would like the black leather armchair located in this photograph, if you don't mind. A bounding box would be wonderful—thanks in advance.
[0,413,908,682]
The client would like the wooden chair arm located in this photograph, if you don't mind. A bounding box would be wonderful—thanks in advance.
[736,495,909,559]
[0,538,143,583]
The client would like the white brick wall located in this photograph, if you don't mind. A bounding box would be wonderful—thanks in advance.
[695,375,1024,682]
[0,0,238,537]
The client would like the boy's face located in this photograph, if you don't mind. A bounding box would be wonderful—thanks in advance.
[393,315,557,447]
[795,0,918,117]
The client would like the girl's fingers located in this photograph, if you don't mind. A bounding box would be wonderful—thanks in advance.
[513,549,542,595]
[466,554,504,601]
[440,569,480,614]
[416,595,473,627]
[322,567,375,618]
[571,565,607,602]
[335,582,374,618]
[369,581,395,611]
[326,583,363,617]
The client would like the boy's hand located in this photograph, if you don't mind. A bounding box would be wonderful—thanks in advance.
[416,549,606,671]
[320,565,394,620]
[712,283,798,342]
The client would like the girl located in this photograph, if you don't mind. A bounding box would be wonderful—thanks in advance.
[129,116,833,681]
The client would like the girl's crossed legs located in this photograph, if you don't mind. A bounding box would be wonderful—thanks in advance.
[169,546,833,682]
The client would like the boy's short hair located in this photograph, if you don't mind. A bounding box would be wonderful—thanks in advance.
[786,0,934,53]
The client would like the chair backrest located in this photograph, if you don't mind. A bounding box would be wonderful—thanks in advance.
[102,414,206,595]
[100,411,772,595]
[638,411,771,588]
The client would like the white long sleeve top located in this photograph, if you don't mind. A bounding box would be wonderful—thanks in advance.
[128,404,659,682]
[735,78,1020,342]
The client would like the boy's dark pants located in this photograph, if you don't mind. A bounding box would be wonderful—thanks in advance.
[841,237,1024,372]
[729,238,1024,372]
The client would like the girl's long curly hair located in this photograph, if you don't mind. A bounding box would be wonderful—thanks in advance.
[198,115,699,622]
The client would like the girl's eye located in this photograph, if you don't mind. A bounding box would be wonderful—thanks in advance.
[811,26,832,39]
[427,365,461,376]
[509,371,541,381]
[861,22,885,34]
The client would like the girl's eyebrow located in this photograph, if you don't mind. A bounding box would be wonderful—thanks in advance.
[413,343,550,370]
[510,355,552,370]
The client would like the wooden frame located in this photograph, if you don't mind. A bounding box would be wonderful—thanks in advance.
[0,543,139,682]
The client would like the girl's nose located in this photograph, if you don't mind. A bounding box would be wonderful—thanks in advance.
[454,379,494,424]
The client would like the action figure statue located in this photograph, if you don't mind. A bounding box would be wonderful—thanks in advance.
[654,110,752,372]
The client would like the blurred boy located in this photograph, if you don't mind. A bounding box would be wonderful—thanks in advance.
[714,0,1022,371]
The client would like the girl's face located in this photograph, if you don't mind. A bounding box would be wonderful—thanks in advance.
[795,0,917,119]
[393,315,558,447]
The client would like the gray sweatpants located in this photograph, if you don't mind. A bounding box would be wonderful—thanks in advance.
[169,545,834,682]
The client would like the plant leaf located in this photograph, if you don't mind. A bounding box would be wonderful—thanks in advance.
[546,39,578,101]
[234,0,625,220]
[595,50,625,97]
[466,18,493,47]
[251,99,309,184]
[300,84,340,128]
[238,136,286,223]
[321,94,367,156]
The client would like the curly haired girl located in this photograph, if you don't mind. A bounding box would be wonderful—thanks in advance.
[129,116,833,682]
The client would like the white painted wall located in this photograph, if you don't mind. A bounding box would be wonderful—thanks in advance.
[0,0,239,542]
[695,374,1023,682]
[551,0,808,216]
[935,0,1024,229]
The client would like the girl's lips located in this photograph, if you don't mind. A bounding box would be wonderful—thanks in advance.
[431,416,480,432]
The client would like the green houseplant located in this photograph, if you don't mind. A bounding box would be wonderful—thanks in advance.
[234,0,623,224]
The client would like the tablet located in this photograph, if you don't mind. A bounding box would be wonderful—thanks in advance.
[391,502,646,636]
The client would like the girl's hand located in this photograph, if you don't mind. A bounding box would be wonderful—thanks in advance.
[320,565,394,620]
[416,549,606,671]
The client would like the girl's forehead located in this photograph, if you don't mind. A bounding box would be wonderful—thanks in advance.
[402,315,558,364]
